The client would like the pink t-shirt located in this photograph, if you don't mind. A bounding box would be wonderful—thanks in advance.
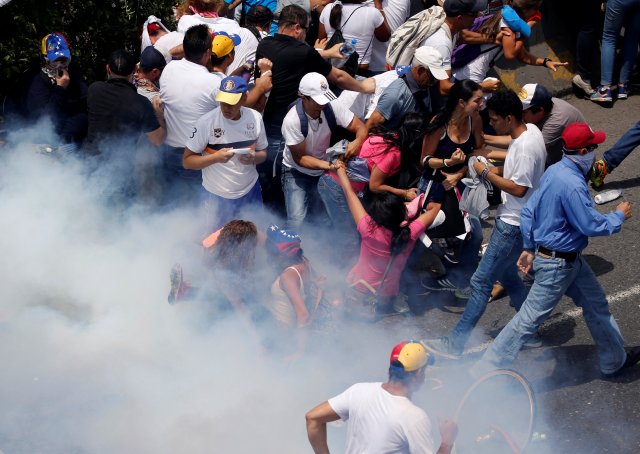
[329,136,402,192]
[347,215,427,297]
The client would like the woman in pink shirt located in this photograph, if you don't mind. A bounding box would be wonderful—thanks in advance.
[334,164,440,317]
[318,113,427,265]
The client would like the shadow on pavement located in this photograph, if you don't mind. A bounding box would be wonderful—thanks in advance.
[583,254,614,277]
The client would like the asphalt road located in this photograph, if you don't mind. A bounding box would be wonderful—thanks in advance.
[384,93,640,454]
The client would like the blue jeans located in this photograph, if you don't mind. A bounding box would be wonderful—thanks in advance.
[473,254,626,376]
[201,182,263,233]
[603,120,640,171]
[317,174,361,259]
[450,218,528,350]
[258,126,285,214]
[600,0,640,85]
[282,166,330,230]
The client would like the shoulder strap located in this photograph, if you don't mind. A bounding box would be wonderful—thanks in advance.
[294,99,308,137]
[323,103,337,131]
[285,266,304,287]
[246,25,262,42]
[340,4,367,30]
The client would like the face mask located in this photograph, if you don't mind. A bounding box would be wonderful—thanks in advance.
[566,150,596,179]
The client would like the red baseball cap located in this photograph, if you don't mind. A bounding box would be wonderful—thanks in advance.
[562,122,606,150]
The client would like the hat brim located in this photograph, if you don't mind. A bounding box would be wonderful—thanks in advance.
[591,130,606,145]
[215,91,243,105]
[429,66,449,81]
[309,90,337,106]
[47,50,71,61]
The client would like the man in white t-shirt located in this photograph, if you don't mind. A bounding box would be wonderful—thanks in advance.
[281,72,367,230]
[159,24,221,206]
[184,76,268,232]
[421,0,487,96]
[306,340,457,454]
[422,89,546,359]
[369,0,411,73]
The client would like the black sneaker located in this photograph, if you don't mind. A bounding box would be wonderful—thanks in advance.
[603,348,640,378]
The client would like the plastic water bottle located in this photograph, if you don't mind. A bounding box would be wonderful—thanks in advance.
[594,189,622,205]
[335,39,357,68]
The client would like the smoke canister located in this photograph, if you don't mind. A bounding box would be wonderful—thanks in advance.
[594,189,622,205]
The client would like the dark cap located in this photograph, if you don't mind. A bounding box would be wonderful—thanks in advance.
[140,46,166,71]
[444,0,488,16]
[519,83,551,110]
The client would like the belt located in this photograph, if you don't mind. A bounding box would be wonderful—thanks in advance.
[537,246,579,262]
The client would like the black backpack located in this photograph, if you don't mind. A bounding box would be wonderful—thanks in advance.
[324,5,366,77]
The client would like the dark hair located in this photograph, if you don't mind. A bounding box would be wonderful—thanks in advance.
[328,0,362,29]
[388,360,420,383]
[279,4,309,29]
[246,5,274,29]
[528,97,553,115]
[212,220,258,274]
[211,50,233,66]
[369,113,428,174]
[486,88,523,121]
[107,49,135,76]
[183,24,213,63]
[427,79,482,133]
[367,192,411,256]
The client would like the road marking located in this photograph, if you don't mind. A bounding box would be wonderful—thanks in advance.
[464,284,640,355]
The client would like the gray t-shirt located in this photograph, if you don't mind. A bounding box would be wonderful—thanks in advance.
[540,98,586,165]
[375,73,430,129]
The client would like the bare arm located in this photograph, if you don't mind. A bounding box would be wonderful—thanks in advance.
[344,115,367,159]
[472,160,528,197]
[183,146,234,170]
[318,22,328,40]
[365,109,385,131]
[327,66,376,94]
[483,134,511,149]
[336,165,367,224]
[373,0,391,42]
[369,165,411,199]
[290,141,337,171]
[306,401,340,454]
[145,126,165,146]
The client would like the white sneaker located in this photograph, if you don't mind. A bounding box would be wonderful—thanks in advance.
[572,74,595,96]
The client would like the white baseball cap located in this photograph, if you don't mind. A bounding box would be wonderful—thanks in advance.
[412,46,450,81]
[299,72,337,105]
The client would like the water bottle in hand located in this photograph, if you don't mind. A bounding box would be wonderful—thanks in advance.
[336,39,357,68]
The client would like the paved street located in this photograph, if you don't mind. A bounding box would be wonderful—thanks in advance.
[385,94,640,453]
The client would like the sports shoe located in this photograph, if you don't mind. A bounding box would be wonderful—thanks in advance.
[572,74,595,97]
[454,286,472,299]
[602,348,640,378]
[421,277,459,293]
[523,332,542,348]
[590,86,613,103]
[421,336,463,359]
[617,83,629,99]
[590,159,609,189]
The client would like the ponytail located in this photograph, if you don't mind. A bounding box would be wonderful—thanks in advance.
[390,226,411,256]
[329,1,344,29]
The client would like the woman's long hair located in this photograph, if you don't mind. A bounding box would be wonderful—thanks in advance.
[329,0,366,29]
[369,113,428,175]
[367,191,411,257]
[427,79,481,134]
[212,220,258,274]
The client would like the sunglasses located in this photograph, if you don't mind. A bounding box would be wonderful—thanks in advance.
[586,144,599,152]
[297,22,308,31]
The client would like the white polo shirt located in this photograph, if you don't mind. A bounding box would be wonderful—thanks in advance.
[186,107,268,198]
[177,15,259,75]
[159,59,222,148]
[281,99,354,177]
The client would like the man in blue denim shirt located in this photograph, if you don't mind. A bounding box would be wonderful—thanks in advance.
[421,89,546,358]
[472,122,639,378]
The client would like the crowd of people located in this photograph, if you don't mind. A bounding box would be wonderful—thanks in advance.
[12,0,640,451]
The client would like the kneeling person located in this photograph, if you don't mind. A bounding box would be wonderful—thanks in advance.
[184,76,268,231]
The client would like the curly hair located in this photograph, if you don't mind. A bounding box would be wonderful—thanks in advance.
[212,220,258,274]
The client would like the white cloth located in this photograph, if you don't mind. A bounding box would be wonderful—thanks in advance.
[141,15,170,53]
[420,23,454,69]
[154,31,185,62]
[369,0,411,71]
[159,59,222,148]
[282,100,354,176]
[319,2,385,65]
[338,70,398,120]
[460,155,491,219]
[186,107,268,198]
[328,382,436,454]
[177,15,259,74]
[452,19,515,82]
[497,123,546,226]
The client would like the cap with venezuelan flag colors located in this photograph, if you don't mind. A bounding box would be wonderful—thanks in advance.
[390,341,431,372]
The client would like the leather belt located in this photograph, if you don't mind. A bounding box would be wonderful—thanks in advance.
[537,246,579,262]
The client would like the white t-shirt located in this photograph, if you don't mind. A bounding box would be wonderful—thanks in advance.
[421,23,454,70]
[177,15,259,75]
[338,70,398,120]
[154,31,185,58]
[497,123,546,226]
[453,20,516,82]
[159,59,222,148]
[282,99,354,176]
[185,107,268,198]
[369,0,411,71]
[328,382,435,454]
[319,3,385,65]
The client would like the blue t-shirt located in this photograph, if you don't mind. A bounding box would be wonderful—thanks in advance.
[375,74,431,129]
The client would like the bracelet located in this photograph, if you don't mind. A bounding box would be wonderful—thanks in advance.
[442,158,449,168]
[481,166,490,180]
[541,57,549,67]
[261,70,272,76]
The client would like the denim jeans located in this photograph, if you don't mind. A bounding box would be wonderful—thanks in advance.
[473,254,626,376]
[600,0,640,85]
[575,0,605,81]
[317,174,361,259]
[281,166,330,230]
[450,218,528,350]
[257,125,285,214]
[603,120,640,171]
[201,182,264,233]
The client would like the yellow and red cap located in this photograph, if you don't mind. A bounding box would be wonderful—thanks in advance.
[390,341,430,372]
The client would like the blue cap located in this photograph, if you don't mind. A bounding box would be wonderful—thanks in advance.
[41,33,71,62]
[215,76,249,105]
[501,5,531,38]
